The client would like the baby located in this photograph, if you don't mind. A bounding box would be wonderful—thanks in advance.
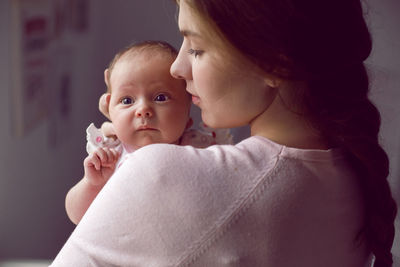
[66,40,232,224]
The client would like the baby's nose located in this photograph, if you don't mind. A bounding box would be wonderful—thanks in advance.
[135,103,153,118]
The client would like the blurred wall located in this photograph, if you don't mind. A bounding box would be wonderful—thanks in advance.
[0,0,398,261]
[365,0,400,260]
[0,0,181,260]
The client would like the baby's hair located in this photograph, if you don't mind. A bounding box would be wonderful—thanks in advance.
[105,40,179,92]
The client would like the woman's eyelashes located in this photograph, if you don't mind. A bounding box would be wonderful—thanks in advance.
[188,48,203,58]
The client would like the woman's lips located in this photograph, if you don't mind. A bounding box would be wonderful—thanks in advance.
[191,95,200,105]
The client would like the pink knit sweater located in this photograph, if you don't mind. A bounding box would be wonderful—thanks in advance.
[52,136,371,266]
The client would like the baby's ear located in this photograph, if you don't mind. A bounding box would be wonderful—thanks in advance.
[99,93,111,120]
[104,69,110,87]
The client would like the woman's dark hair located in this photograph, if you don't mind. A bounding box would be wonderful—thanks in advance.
[185,0,397,265]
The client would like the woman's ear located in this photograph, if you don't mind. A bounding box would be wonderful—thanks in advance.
[99,93,111,120]
[264,75,281,89]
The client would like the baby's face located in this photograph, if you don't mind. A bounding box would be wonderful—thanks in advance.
[108,53,191,149]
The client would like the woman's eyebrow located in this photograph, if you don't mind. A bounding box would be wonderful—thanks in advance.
[180,29,201,38]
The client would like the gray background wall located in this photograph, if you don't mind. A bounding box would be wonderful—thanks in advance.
[0,0,398,261]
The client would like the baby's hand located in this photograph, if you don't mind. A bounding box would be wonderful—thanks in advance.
[84,147,120,186]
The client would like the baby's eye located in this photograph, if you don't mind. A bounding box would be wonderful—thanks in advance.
[154,94,170,102]
[121,97,133,105]
[188,48,203,58]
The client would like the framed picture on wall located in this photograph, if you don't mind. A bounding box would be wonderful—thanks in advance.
[10,0,51,137]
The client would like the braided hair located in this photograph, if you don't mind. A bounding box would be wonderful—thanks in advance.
[185,0,398,265]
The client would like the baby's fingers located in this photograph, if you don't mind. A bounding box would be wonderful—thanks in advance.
[109,148,120,161]
[96,148,119,166]
[94,148,109,164]
[103,148,114,164]
[84,153,101,171]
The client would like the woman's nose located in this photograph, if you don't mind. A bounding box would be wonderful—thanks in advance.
[170,46,191,80]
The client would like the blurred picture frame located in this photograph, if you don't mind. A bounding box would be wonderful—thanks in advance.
[9,0,51,137]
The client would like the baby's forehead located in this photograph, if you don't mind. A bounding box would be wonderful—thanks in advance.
[111,51,174,79]
[110,54,185,93]
[120,47,175,63]
[111,51,175,79]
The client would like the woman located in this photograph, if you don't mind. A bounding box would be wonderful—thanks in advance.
[51,0,397,266]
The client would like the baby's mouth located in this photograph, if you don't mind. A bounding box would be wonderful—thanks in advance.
[137,125,157,131]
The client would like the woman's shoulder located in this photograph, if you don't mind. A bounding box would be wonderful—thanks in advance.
[97,137,286,264]
[110,136,285,211]
[126,136,283,172]
[121,135,349,181]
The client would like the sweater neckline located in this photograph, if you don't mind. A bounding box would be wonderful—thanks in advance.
[248,135,346,162]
